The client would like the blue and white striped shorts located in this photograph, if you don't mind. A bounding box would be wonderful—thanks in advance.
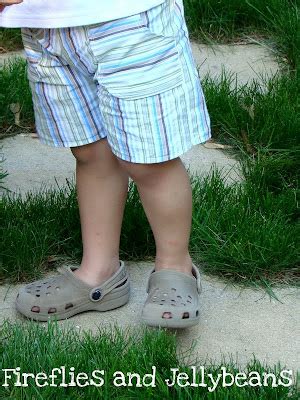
[21,0,211,163]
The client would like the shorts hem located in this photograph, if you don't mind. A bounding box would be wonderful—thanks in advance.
[37,134,107,148]
[110,133,212,164]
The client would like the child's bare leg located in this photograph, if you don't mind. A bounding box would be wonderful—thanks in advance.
[70,138,129,286]
[117,157,193,276]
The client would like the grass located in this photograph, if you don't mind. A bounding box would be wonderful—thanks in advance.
[0,146,8,190]
[0,320,298,399]
[1,169,298,285]
[0,27,22,51]
[184,0,300,68]
[0,58,34,137]
[191,168,299,282]
[203,68,300,154]
[201,67,300,192]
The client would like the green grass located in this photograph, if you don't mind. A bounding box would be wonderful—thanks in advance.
[183,0,299,68]
[191,168,299,282]
[202,67,300,156]
[0,58,34,136]
[0,320,298,399]
[0,146,8,190]
[0,27,23,51]
[1,169,298,285]
[201,67,300,192]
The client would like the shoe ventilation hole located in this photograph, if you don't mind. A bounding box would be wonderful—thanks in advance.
[116,279,127,288]
[65,303,73,310]
[31,306,40,313]
[196,310,199,316]
[182,312,189,319]
[48,307,56,314]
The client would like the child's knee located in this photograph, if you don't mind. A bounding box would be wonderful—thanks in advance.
[70,138,113,165]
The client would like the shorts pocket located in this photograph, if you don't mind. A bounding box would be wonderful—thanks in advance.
[21,28,71,86]
[86,0,184,100]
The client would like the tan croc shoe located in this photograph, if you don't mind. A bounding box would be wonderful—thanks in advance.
[16,260,130,321]
[141,264,202,328]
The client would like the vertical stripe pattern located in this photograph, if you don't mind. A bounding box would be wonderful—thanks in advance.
[20,0,211,163]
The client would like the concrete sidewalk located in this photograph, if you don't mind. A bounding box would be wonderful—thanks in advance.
[0,134,240,197]
[1,261,299,371]
[191,41,282,90]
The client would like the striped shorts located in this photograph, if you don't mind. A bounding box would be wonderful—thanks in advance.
[21,0,211,163]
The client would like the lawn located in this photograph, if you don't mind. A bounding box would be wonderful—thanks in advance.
[0,320,298,399]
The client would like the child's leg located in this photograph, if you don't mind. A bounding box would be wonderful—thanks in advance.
[117,157,193,276]
[70,138,129,287]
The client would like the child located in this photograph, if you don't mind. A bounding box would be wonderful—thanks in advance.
[1,0,211,328]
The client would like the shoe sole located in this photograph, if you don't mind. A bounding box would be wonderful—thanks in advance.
[141,315,200,329]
